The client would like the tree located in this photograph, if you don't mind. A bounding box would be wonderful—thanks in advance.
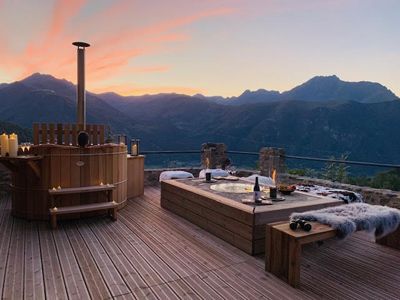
[323,153,349,182]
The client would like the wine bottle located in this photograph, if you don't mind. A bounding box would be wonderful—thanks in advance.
[253,176,261,203]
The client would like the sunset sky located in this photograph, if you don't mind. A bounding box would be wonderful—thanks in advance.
[0,0,399,97]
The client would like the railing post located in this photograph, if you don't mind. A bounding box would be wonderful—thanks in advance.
[259,147,285,182]
[201,143,227,169]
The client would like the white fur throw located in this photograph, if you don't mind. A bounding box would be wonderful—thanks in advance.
[291,203,400,239]
[296,184,363,203]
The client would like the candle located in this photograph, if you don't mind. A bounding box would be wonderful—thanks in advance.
[130,139,140,156]
[8,133,18,157]
[0,133,9,156]
[132,144,138,156]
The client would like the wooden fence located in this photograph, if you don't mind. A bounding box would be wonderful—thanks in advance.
[33,123,105,146]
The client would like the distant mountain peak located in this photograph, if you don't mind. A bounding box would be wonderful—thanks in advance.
[240,88,280,97]
[282,75,398,103]
[309,75,340,81]
[21,72,74,88]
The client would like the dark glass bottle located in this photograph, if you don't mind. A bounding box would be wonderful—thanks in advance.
[253,176,261,203]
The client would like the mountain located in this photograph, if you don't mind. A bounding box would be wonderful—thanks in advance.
[225,89,282,105]
[109,96,400,163]
[0,73,147,137]
[1,73,400,167]
[190,75,398,105]
[281,75,397,103]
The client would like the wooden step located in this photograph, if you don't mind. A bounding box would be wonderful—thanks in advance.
[48,184,115,196]
[49,201,118,229]
[49,201,117,215]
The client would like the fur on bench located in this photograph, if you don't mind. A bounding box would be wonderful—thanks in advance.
[291,203,400,239]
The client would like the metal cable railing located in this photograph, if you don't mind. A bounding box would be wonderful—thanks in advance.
[226,150,259,156]
[283,155,400,169]
[141,149,400,170]
[141,150,200,154]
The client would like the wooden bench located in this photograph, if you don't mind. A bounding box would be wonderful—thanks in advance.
[265,221,336,288]
[48,185,117,229]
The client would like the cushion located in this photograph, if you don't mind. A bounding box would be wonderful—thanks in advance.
[198,169,229,179]
[159,171,194,182]
[242,174,274,186]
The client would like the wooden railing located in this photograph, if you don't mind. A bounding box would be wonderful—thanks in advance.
[33,123,105,146]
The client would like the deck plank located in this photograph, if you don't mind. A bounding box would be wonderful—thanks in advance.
[121,203,226,273]
[64,223,111,299]
[90,217,177,296]
[3,219,24,299]
[24,222,45,300]
[76,222,131,298]
[0,187,400,299]
[0,205,13,298]
[53,225,90,299]
[38,223,69,300]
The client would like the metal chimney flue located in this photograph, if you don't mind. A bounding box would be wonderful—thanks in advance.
[72,41,90,129]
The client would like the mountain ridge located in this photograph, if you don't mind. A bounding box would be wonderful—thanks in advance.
[1,73,400,165]
[13,72,397,105]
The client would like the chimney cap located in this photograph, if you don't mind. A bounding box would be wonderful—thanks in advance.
[72,41,90,48]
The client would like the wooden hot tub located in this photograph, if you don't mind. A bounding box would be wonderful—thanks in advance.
[11,143,128,220]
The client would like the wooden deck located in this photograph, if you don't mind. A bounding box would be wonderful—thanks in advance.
[1,187,400,299]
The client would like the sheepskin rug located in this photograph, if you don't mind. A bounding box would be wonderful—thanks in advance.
[291,203,400,239]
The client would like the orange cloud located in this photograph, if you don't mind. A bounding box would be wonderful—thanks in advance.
[14,0,87,80]
[91,84,204,96]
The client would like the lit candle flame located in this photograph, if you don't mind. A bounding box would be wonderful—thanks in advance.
[205,157,210,169]
[272,169,277,186]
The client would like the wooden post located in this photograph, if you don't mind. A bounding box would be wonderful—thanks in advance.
[71,124,77,146]
[33,123,40,145]
[99,125,105,144]
[49,123,55,144]
[92,124,98,145]
[64,124,71,145]
[50,213,57,229]
[40,123,48,144]
[57,123,63,145]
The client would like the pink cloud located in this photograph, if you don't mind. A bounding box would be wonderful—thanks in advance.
[1,1,238,95]
[46,0,86,40]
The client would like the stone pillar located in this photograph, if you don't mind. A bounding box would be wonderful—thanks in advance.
[259,147,285,182]
[201,143,227,169]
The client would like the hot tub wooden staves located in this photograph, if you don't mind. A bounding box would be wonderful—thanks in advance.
[10,143,128,220]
